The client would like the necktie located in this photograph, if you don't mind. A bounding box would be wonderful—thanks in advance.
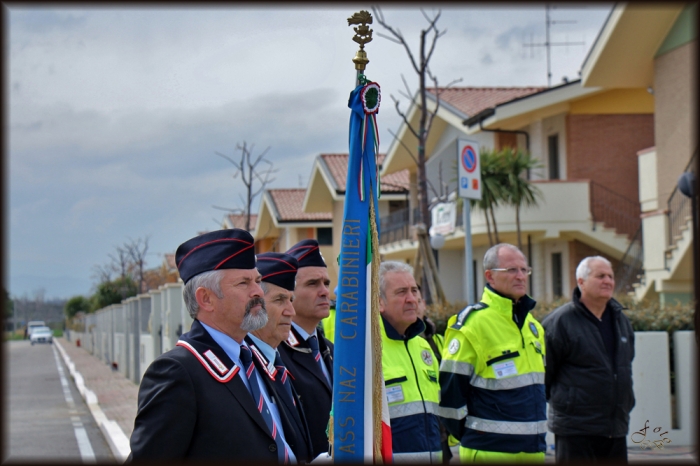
[240,345,289,464]
[307,335,329,384]
[274,352,295,405]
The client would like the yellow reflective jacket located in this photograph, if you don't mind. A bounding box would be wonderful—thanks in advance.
[438,286,547,454]
[381,316,442,462]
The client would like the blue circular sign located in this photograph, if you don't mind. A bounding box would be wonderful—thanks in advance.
[461,146,477,173]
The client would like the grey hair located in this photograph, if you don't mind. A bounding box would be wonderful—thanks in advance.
[379,261,414,300]
[182,269,224,319]
[483,243,526,270]
[576,256,612,281]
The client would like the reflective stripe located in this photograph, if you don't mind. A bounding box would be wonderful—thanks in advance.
[440,358,474,376]
[465,416,548,435]
[389,400,456,419]
[392,450,441,463]
[437,404,467,420]
[470,372,544,390]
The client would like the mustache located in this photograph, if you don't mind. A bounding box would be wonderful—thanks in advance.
[245,297,266,315]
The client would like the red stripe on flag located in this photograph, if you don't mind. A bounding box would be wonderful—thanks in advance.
[381,421,393,463]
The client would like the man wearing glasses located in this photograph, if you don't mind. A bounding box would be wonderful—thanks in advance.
[438,243,547,463]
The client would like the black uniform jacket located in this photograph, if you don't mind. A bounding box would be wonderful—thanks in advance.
[542,288,636,437]
[129,319,279,462]
[245,335,314,463]
[278,325,334,457]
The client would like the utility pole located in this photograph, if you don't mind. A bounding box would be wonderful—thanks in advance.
[523,4,585,87]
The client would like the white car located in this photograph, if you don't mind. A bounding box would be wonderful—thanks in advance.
[30,326,53,345]
[27,320,46,339]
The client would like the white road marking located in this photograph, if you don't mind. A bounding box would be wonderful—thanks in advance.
[52,346,96,463]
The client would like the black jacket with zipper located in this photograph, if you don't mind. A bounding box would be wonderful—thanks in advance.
[541,287,635,437]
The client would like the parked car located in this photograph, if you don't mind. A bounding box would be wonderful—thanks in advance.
[30,326,53,345]
[27,321,46,339]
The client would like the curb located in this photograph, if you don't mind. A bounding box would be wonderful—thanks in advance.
[55,340,131,462]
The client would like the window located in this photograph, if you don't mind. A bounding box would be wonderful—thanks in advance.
[317,227,333,245]
[551,252,563,298]
[548,134,560,180]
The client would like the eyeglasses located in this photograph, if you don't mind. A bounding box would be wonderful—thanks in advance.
[490,267,533,276]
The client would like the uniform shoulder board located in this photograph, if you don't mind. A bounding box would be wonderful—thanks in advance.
[451,302,488,330]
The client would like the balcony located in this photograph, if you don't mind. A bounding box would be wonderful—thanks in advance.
[378,180,638,257]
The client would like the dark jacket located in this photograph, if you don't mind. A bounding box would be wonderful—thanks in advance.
[129,320,279,461]
[278,326,334,457]
[541,288,635,437]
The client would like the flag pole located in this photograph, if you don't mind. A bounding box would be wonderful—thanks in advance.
[331,10,390,464]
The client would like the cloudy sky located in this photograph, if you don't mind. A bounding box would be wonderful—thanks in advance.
[8,4,613,300]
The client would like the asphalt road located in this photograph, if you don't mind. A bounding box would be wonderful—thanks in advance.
[4,339,115,462]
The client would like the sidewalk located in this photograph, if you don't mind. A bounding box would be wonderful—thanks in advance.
[55,337,138,461]
[56,337,697,464]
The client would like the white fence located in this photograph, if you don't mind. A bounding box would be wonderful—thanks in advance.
[66,287,697,446]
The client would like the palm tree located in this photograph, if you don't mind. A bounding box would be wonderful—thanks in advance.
[502,147,543,250]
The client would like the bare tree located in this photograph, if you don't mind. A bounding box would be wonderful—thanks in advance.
[124,236,150,294]
[215,141,277,231]
[373,7,462,231]
[108,246,132,279]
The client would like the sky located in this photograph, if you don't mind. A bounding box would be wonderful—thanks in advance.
[7,3,614,300]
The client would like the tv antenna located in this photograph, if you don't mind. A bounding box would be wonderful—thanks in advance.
[523,3,585,87]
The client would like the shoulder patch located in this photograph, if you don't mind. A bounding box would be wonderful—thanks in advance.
[451,302,488,330]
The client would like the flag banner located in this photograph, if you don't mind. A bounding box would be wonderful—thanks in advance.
[332,79,391,463]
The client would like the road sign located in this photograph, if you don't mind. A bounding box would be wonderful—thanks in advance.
[458,139,482,200]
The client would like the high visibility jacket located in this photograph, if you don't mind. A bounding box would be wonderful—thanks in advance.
[382,316,443,463]
[320,306,335,344]
[438,286,547,455]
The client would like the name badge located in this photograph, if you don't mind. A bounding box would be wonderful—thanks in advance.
[492,360,518,379]
[386,385,404,403]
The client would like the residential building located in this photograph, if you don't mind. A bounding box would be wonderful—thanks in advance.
[581,3,697,305]
[380,79,655,303]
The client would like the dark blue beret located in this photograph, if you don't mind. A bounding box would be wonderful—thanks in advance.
[256,252,298,291]
[285,239,327,268]
[176,229,256,284]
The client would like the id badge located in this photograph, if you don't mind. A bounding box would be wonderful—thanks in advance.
[386,384,404,403]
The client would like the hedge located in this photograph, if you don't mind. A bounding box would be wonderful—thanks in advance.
[426,295,695,336]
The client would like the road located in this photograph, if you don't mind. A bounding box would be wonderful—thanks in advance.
[4,339,115,462]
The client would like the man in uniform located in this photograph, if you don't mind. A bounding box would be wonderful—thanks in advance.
[542,256,635,462]
[439,243,547,462]
[278,239,334,457]
[379,261,443,463]
[245,252,314,463]
[129,229,295,462]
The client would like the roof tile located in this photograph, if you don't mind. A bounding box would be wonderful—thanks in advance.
[428,87,546,117]
[319,153,409,193]
[269,188,333,222]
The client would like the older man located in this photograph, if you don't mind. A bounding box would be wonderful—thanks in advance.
[439,243,547,463]
[129,229,295,462]
[379,261,443,463]
[542,256,635,463]
[245,252,314,463]
[278,239,334,457]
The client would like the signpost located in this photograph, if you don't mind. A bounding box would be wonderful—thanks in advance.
[457,139,482,304]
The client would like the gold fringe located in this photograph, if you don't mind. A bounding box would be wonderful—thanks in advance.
[369,198,385,463]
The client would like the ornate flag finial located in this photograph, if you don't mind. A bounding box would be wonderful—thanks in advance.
[348,10,373,71]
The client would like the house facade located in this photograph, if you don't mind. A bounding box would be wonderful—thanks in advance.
[581,3,697,306]
[380,80,655,304]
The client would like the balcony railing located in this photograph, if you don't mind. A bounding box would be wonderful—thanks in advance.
[379,207,420,245]
[590,182,641,239]
[667,149,697,249]
[614,224,644,295]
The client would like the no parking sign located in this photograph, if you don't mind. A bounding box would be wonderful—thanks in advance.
[458,139,482,200]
